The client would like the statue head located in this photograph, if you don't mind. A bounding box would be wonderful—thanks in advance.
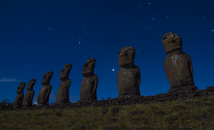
[17,82,26,93]
[82,58,95,76]
[162,32,182,54]
[118,46,135,66]
[42,71,53,85]
[27,79,36,90]
[60,64,72,80]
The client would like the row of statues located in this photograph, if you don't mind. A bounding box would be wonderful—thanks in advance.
[13,32,195,108]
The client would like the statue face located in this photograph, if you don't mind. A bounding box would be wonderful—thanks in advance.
[82,58,95,76]
[42,71,53,84]
[118,46,135,66]
[162,32,182,54]
[27,79,36,90]
[60,64,72,80]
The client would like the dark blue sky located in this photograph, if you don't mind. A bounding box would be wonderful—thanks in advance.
[0,0,214,103]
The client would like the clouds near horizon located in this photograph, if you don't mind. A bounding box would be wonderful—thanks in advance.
[0,78,17,83]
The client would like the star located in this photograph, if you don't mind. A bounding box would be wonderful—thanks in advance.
[212,29,214,32]
[78,41,81,44]
[148,2,151,5]
[112,69,115,72]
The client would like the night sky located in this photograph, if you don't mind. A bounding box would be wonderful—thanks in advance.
[0,0,214,103]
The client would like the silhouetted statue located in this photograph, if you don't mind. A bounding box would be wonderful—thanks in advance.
[56,64,72,105]
[37,71,53,106]
[22,79,36,108]
[13,82,26,108]
[80,58,98,101]
[162,32,195,93]
[117,46,141,98]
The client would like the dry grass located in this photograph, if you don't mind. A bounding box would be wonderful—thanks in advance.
[0,95,214,130]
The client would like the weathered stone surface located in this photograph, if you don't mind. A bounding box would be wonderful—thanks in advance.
[13,82,26,108]
[168,85,198,94]
[56,64,72,105]
[206,86,214,91]
[162,32,195,91]
[22,79,36,108]
[80,58,98,101]
[117,46,141,98]
[37,71,53,106]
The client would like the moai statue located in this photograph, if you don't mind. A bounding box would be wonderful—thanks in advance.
[117,46,141,98]
[37,71,53,106]
[80,58,98,101]
[22,79,36,108]
[13,82,26,108]
[56,64,72,105]
[162,32,196,93]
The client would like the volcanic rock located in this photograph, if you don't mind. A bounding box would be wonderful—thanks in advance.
[22,79,36,108]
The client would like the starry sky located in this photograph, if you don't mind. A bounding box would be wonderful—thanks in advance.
[0,0,214,103]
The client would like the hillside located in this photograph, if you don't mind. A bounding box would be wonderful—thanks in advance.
[0,94,214,130]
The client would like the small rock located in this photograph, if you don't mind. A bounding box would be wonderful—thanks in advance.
[172,105,186,112]
[165,116,179,123]
[206,86,214,91]
[81,125,91,130]
[154,111,165,116]
[108,118,119,123]
[103,126,119,130]
[56,112,62,116]
[101,107,109,114]
[180,126,192,130]
[135,126,154,130]
[150,106,159,110]
[128,110,144,116]
[111,107,120,116]
[130,118,148,124]
[39,112,48,116]
[194,114,209,122]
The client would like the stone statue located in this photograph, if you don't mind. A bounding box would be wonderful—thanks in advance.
[56,64,72,105]
[117,46,141,98]
[37,71,53,106]
[22,79,36,108]
[80,58,98,101]
[162,32,196,93]
[13,82,26,108]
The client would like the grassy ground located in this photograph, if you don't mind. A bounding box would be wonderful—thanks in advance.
[0,95,214,130]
